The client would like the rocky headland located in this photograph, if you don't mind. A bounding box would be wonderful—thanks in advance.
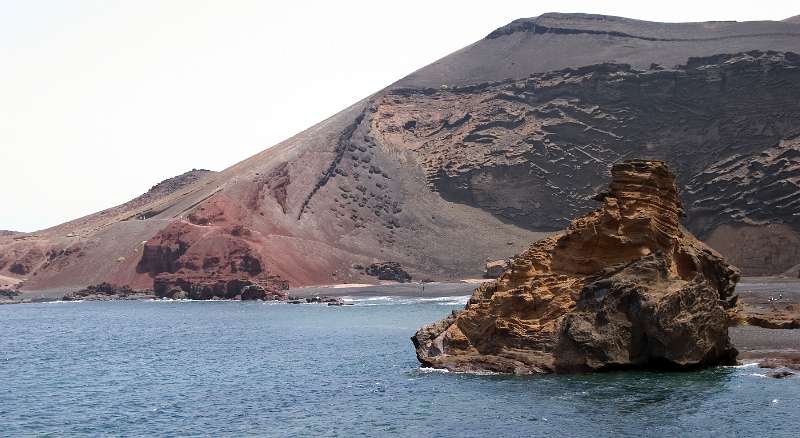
[61,282,155,301]
[413,160,741,374]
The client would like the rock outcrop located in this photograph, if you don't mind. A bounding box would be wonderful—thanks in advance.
[137,219,289,300]
[484,260,508,278]
[62,283,155,301]
[740,303,800,329]
[413,160,740,374]
[0,288,20,302]
[153,276,287,300]
[365,262,412,283]
[759,355,800,378]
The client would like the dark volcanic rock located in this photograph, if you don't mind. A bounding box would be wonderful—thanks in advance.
[153,275,288,301]
[767,370,795,379]
[303,295,347,305]
[168,288,189,299]
[240,284,286,301]
[412,160,740,374]
[240,284,267,300]
[132,169,214,218]
[366,262,412,283]
[759,357,800,370]
[484,260,508,278]
[0,289,20,302]
[62,282,152,301]
[9,262,29,275]
[376,51,800,275]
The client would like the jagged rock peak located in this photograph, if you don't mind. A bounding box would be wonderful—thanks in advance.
[412,159,740,374]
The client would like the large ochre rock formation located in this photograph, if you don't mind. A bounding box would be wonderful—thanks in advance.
[2,14,800,296]
[413,160,740,374]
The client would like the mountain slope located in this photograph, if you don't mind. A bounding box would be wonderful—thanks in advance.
[398,13,800,88]
[3,13,800,296]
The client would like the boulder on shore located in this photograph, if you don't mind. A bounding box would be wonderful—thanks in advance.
[153,275,288,301]
[484,260,508,278]
[412,160,740,374]
[366,262,412,283]
[62,282,153,301]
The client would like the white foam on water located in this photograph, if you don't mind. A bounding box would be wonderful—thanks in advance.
[728,362,759,369]
[341,295,470,306]
[437,296,470,306]
[415,366,500,376]
[417,367,450,374]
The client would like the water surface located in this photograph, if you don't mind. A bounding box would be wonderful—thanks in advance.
[1,297,798,437]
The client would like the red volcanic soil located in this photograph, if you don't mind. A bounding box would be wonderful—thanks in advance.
[3,13,800,298]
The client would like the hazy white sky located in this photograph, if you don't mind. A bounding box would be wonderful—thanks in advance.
[2,1,797,232]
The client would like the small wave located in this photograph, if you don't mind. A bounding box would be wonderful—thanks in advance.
[438,297,470,306]
[417,367,450,374]
[414,366,501,376]
[345,296,397,302]
[341,295,470,306]
[727,362,759,369]
[419,296,470,305]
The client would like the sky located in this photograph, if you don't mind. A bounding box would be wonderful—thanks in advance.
[2,0,798,232]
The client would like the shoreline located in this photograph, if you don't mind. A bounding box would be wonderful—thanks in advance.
[288,280,483,298]
[4,277,800,303]
[0,280,486,305]
[3,280,798,368]
[11,278,794,303]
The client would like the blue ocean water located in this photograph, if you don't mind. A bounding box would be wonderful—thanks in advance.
[1,296,798,437]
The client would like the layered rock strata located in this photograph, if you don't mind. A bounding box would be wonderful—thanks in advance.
[413,160,740,374]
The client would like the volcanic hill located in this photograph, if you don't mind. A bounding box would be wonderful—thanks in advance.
[3,13,800,296]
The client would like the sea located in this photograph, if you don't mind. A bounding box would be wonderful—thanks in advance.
[1,295,798,437]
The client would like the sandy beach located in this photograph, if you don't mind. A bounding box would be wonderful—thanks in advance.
[289,281,484,298]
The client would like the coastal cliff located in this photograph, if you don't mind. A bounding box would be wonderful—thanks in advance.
[413,160,740,374]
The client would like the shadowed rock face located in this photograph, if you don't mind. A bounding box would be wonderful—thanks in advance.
[375,51,800,274]
[365,262,412,283]
[136,219,289,298]
[377,52,800,232]
[412,160,740,374]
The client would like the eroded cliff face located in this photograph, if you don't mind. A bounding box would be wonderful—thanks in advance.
[412,160,740,374]
[136,220,288,299]
[374,51,800,274]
